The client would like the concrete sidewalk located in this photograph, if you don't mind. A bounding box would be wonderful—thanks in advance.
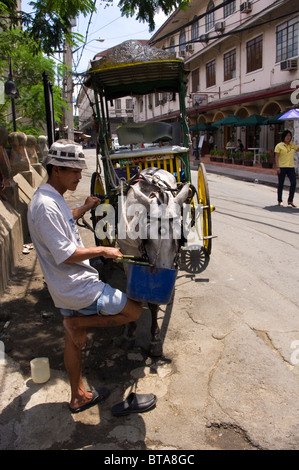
[190,157,290,189]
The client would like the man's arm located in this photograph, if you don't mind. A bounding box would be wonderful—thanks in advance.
[71,196,100,220]
[64,245,123,264]
[67,196,124,263]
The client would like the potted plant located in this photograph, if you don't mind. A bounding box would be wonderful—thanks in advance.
[224,149,233,163]
[244,150,253,166]
[260,151,273,168]
[215,149,224,162]
[233,150,243,165]
[209,148,217,161]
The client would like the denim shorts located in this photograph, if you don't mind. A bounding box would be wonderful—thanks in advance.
[60,284,128,317]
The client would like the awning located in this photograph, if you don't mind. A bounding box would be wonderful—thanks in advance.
[235,114,268,126]
[212,114,242,127]
[189,122,213,131]
[266,112,285,124]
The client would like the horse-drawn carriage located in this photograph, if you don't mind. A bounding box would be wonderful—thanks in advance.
[83,41,214,354]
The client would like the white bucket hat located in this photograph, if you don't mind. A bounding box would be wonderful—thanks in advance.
[43,139,87,169]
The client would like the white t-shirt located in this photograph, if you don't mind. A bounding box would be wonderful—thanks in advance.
[27,183,104,310]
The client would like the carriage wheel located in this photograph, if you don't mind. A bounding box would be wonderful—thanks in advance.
[90,172,113,247]
[197,162,212,256]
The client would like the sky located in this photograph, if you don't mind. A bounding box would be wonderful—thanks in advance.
[72,4,168,74]
[22,1,168,74]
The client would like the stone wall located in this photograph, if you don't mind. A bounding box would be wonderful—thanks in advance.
[0,129,48,295]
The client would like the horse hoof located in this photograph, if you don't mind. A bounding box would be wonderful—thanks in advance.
[149,342,163,357]
[120,334,136,350]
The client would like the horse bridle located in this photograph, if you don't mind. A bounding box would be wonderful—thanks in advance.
[132,178,183,268]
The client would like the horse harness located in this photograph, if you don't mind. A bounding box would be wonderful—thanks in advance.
[125,169,191,267]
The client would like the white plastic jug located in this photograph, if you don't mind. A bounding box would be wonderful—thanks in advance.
[30,357,50,384]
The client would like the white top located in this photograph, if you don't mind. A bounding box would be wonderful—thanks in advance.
[111,145,189,160]
[27,183,104,310]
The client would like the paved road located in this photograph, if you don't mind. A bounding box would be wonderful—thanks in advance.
[187,171,299,449]
[1,152,299,451]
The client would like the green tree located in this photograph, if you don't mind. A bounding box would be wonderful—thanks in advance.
[0,0,96,54]
[1,0,190,54]
[0,41,64,134]
[118,0,190,32]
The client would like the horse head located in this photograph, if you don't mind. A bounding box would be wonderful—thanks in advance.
[119,168,190,269]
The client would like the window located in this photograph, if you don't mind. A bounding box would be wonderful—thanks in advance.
[276,17,298,62]
[192,68,200,92]
[191,17,199,41]
[169,37,175,54]
[148,94,153,109]
[224,0,236,18]
[126,98,133,110]
[155,92,160,107]
[246,35,263,73]
[115,99,121,113]
[224,49,236,81]
[179,29,186,52]
[161,92,168,105]
[206,59,216,87]
[206,1,215,33]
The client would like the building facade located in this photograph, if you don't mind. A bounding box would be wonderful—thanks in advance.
[76,85,134,147]
[78,0,299,162]
[146,0,299,157]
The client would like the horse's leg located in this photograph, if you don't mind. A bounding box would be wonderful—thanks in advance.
[148,302,163,356]
[123,321,137,347]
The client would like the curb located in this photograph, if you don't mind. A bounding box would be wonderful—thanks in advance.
[190,161,297,192]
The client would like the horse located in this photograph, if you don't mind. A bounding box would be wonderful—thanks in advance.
[117,167,190,356]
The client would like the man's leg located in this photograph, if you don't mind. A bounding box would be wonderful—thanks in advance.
[63,298,142,349]
[63,298,142,410]
[64,325,92,410]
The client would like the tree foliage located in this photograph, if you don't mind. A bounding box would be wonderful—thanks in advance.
[0,41,64,135]
[0,0,96,54]
[22,0,97,54]
[0,0,190,54]
[118,0,190,32]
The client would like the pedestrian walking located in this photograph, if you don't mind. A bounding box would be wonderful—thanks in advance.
[274,130,299,207]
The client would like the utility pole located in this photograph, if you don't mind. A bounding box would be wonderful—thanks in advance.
[63,39,74,141]
[42,71,55,147]
[61,15,103,142]
[62,17,77,141]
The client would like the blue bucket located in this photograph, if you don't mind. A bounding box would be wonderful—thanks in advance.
[126,264,178,304]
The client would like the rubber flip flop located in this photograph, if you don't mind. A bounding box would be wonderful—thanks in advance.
[111,392,157,417]
[69,387,110,413]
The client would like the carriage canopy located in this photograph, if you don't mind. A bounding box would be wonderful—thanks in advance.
[84,40,188,100]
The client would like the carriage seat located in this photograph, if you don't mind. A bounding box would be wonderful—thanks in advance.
[116,122,172,146]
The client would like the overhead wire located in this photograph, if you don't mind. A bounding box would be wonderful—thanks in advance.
[72,0,266,73]
[140,0,297,53]
[73,0,97,73]
[149,0,242,44]
[161,7,299,50]
[70,0,298,77]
